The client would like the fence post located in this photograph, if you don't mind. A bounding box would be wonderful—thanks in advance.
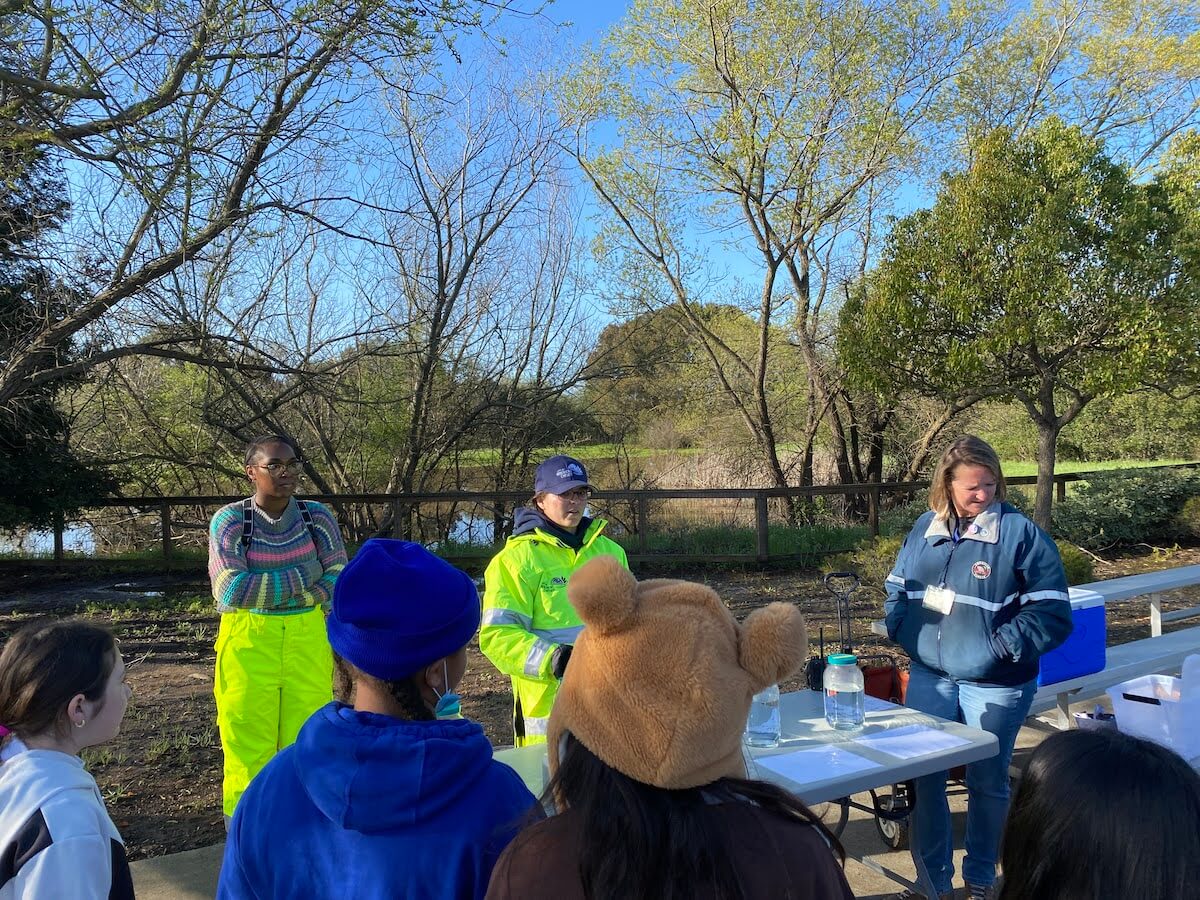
[160,501,173,559]
[637,495,649,556]
[391,500,403,539]
[53,510,64,563]
[755,494,769,562]
[1150,592,1163,638]
[1056,477,1066,503]
[868,486,880,537]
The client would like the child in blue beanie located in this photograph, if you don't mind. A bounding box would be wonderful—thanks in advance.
[218,539,540,900]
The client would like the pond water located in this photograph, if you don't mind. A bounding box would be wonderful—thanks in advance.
[1,512,502,557]
[0,523,96,555]
[446,512,496,546]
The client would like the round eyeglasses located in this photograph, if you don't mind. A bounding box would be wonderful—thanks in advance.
[253,460,304,476]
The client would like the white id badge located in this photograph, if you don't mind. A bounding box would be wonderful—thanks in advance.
[923,585,955,615]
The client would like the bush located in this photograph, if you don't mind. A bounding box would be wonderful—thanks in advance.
[1174,495,1200,541]
[878,498,927,537]
[1052,469,1200,549]
[1005,486,1032,515]
[827,534,904,592]
[1054,540,1094,585]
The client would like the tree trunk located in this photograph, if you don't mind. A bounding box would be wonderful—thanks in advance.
[1033,420,1060,530]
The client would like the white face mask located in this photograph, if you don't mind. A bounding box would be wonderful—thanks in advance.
[431,659,462,720]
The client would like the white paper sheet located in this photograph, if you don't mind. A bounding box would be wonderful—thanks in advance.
[853,724,971,759]
[864,695,902,713]
[755,745,883,785]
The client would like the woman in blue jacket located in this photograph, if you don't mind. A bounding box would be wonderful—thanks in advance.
[884,436,1072,900]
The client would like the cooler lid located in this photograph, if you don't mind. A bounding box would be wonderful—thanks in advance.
[1067,586,1104,610]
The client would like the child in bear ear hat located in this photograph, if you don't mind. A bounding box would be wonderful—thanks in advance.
[485,556,853,900]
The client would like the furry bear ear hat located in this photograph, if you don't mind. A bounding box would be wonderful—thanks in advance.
[547,556,808,790]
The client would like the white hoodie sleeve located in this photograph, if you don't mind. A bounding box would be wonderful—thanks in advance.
[6,833,114,900]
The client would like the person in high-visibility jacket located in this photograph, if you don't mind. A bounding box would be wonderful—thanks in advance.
[208,434,347,824]
[481,455,629,746]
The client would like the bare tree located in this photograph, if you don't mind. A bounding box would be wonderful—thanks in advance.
[560,0,992,509]
[69,53,599,546]
[0,0,527,410]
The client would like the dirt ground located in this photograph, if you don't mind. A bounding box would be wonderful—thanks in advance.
[1,546,1198,861]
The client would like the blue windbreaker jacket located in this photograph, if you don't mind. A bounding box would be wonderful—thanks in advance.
[884,502,1073,686]
[217,703,538,900]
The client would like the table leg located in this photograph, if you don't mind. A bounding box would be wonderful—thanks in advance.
[1056,691,1071,730]
[906,812,943,899]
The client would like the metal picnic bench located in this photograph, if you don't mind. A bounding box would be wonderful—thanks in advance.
[869,563,1200,729]
[1028,564,1200,728]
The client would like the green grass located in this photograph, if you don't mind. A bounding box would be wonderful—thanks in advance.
[452,444,704,466]
[1003,458,1196,477]
[611,523,870,560]
[0,546,208,563]
[81,592,213,619]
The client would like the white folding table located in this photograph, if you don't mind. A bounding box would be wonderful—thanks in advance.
[495,689,998,897]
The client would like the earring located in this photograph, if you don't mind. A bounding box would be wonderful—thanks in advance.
[74,719,86,728]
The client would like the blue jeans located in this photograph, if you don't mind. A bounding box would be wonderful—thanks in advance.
[906,660,1035,892]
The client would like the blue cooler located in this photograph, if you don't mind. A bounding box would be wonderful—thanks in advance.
[1037,587,1105,687]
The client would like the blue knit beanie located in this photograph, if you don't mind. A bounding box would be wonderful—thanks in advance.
[328,539,480,681]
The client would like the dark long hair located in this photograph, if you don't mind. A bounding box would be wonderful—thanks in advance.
[332,653,433,721]
[545,731,844,900]
[0,621,117,743]
[999,728,1200,900]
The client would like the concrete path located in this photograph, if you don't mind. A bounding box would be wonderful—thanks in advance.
[131,843,223,899]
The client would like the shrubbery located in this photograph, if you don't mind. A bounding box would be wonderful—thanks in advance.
[828,534,905,592]
[878,498,927,537]
[1052,469,1200,549]
[1174,495,1200,541]
[1054,540,1094,585]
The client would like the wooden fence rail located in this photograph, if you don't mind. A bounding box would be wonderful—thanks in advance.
[32,462,1200,566]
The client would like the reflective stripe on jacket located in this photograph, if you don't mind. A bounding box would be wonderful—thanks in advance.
[481,518,628,745]
[883,501,1072,686]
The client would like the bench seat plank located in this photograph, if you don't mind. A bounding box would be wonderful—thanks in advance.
[1077,565,1200,603]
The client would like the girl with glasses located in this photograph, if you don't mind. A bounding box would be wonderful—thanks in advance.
[207,434,348,827]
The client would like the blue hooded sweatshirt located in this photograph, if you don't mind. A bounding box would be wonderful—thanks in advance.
[217,702,539,900]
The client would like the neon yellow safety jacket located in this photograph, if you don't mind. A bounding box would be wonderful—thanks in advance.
[481,515,629,746]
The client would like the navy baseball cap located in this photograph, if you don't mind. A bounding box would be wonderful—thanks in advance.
[534,455,591,495]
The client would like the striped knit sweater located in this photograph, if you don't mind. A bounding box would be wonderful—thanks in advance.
[208,498,347,613]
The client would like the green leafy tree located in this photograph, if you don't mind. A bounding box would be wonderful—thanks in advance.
[950,0,1200,172]
[582,308,696,444]
[560,0,992,498]
[840,119,1200,527]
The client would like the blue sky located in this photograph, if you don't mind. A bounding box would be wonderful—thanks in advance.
[541,0,628,36]
[458,0,938,318]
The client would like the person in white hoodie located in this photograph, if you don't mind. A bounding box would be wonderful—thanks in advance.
[0,620,134,900]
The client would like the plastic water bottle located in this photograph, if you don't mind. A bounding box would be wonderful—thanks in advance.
[823,653,865,731]
[745,683,781,748]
